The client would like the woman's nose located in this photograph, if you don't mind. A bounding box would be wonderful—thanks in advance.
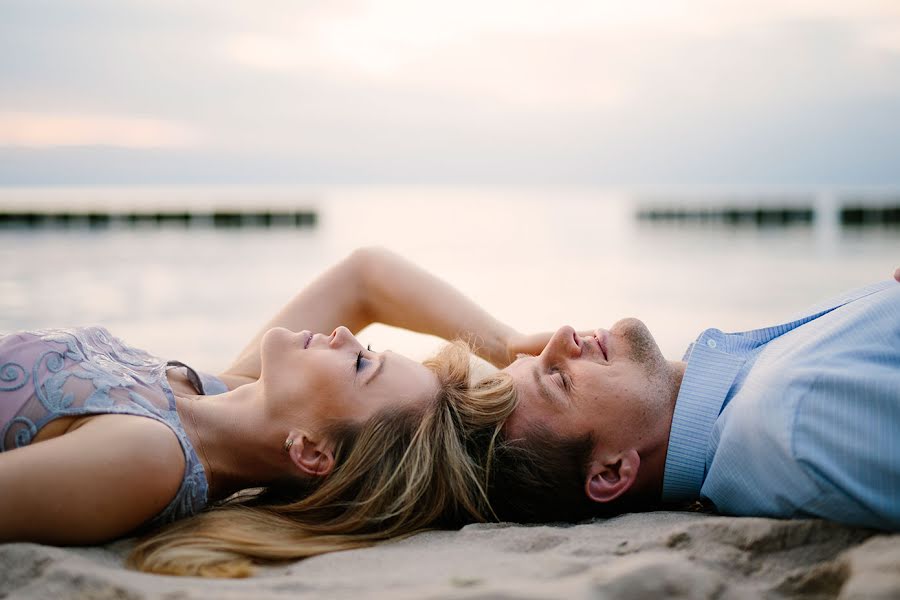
[542,325,581,360]
[330,326,359,348]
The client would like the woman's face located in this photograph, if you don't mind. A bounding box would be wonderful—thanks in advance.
[259,326,439,427]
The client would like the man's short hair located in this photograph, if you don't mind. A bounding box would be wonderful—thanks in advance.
[487,423,599,523]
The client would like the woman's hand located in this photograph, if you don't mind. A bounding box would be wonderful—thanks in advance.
[894,266,900,282]
[505,329,596,364]
[505,332,555,361]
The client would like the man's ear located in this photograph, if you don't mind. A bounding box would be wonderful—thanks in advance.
[288,432,336,477]
[584,448,640,504]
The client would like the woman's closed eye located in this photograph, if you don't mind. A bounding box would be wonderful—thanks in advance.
[355,345,374,372]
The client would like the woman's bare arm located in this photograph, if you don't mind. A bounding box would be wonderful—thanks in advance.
[221,247,520,385]
[0,416,183,545]
[355,247,519,368]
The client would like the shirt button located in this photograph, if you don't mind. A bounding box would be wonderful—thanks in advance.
[706,339,717,349]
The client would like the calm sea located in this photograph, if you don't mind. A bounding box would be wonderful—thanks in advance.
[1,185,897,371]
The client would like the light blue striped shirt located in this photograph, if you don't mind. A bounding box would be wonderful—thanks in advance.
[662,280,900,529]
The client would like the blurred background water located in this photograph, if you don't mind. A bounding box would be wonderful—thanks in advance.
[1,185,896,371]
[3,3,900,370]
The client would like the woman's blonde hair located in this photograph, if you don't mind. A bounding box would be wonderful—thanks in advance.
[128,341,518,578]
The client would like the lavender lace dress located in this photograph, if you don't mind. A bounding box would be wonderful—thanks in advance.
[0,326,228,529]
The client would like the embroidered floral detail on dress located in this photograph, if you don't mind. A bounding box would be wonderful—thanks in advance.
[0,326,210,526]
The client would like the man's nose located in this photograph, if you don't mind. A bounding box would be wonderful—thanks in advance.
[542,325,581,360]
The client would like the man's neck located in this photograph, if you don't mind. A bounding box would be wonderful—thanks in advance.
[634,359,687,502]
[668,360,687,409]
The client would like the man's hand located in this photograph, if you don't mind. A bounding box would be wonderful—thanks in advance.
[895,267,900,282]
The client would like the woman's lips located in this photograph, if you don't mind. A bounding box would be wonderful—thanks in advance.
[299,330,313,349]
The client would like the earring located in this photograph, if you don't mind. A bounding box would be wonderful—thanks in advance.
[282,437,294,453]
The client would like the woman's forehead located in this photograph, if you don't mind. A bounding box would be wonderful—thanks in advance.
[373,352,440,400]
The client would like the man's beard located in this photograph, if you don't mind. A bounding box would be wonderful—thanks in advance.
[616,317,676,425]
[615,318,666,372]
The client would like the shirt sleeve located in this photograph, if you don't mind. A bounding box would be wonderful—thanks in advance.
[793,366,900,530]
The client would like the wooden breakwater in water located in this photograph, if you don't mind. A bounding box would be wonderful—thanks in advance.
[839,205,900,226]
[636,193,900,227]
[0,209,317,229]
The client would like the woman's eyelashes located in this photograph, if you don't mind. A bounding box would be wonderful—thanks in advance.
[355,345,375,372]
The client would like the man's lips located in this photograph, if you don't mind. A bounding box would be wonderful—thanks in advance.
[593,329,610,361]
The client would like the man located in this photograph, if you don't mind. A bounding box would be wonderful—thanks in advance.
[490,274,900,530]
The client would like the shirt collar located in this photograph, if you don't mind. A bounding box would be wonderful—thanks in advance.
[660,280,897,503]
[661,330,746,503]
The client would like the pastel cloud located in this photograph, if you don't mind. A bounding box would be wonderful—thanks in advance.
[0,113,200,149]
[0,0,898,183]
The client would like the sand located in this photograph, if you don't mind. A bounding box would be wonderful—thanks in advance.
[2,512,898,599]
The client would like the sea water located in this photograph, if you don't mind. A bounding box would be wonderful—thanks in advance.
[1,185,896,370]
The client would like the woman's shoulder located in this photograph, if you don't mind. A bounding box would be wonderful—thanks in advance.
[212,372,255,391]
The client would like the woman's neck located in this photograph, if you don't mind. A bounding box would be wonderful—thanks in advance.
[176,382,294,502]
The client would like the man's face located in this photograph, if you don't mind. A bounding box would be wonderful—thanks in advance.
[503,318,673,456]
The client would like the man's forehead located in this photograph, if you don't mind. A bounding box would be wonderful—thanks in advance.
[504,355,537,389]
[502,356,545,437]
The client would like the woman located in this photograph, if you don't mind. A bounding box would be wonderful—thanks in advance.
[0,248,541,577]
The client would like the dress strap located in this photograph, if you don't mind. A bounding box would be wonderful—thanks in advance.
[166,360,206,395]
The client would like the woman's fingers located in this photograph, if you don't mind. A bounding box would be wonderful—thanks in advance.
[506,329,600,361]
[506,332,554,360]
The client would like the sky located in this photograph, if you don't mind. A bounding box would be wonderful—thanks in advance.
[1,0,899,185]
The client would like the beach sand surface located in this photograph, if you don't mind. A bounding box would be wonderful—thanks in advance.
[2,512,899,599]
